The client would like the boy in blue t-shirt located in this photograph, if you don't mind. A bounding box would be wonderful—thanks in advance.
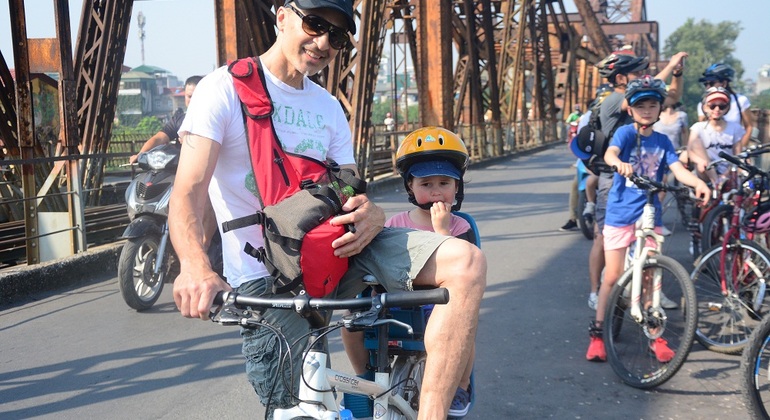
[586,75,711,363]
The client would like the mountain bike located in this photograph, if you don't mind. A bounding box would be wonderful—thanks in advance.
[698,144,770,254]
[690,151,770,354]
[603,172,698,389]
[742,313,770,419]
[210,287,449,419]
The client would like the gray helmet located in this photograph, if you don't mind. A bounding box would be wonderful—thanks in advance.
[596,52,649,82]
[624,75,667,106]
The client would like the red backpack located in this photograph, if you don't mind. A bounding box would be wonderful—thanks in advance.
[221,57,366,297]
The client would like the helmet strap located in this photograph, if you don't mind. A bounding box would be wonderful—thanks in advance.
[405,181,465,211]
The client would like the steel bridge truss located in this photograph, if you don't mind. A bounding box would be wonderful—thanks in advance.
[0,0,651,264]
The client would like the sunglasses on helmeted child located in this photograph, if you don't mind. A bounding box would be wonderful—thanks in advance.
[288,4,351,50]
[708,103,728,111]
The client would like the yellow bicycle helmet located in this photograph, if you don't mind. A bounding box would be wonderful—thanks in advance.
[395,126,469,210]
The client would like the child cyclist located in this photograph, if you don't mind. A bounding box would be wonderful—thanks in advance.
[341,127,476,418]
[586,76,710,362]
[687,87,745,185]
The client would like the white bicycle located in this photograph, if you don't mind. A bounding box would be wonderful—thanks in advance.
[211,286,449,419]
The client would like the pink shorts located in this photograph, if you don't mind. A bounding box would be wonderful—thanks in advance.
[603,224,662,251]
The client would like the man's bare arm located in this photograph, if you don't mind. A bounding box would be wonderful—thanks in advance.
[169,134,231,319]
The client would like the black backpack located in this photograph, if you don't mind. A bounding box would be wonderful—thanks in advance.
[573,101,622,174]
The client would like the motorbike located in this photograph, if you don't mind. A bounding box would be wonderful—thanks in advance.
[117,143,222,311]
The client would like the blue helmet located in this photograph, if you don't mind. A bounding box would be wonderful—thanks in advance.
[699,63,735,83]
[624,75,667,106]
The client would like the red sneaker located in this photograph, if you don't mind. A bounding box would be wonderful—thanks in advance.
[586,337,606,362]
[650,338,675,363]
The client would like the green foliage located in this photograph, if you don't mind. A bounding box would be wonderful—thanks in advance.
[752,89,770,110]
[135,116,164,133]
[662,18,744,123]
[371,99,418,129]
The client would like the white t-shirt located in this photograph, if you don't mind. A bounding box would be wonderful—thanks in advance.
[180,63,355,287]
[696,92,751,125]
[690,120,745,174]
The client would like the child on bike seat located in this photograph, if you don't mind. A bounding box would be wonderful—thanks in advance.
[341,127,476,418]
[587,76,710,363]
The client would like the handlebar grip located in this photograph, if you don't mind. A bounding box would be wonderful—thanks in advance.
[718,151,743,166]
[213,291,229,305]
[380,288,449,308]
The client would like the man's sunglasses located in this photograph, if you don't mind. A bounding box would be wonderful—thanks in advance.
[708,103,728,111]
[289,5,350,50]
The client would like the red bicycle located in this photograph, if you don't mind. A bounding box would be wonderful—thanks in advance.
[690,150,770,354]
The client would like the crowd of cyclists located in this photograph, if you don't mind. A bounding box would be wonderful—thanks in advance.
[560,47,755,362]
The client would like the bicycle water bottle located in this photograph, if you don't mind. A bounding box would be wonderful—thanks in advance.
[339,409,354,420]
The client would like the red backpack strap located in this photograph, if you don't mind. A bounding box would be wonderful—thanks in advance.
[228,57,272,119]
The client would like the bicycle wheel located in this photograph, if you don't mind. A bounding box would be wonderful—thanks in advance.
[742,316,770,420]
[604,255,697,389]
[691,241,770,354]
[387,353,426,419]
[578,190,594,240]
[700,204,732,254]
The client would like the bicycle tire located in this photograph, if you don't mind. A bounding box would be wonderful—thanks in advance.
[691,241,770,354]
[700,204,733,254]
[742,315,770,420]
[604,255,697,389]
[578,190,594,240]
[387,354,426,419]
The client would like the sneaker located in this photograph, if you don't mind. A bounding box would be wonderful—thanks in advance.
[583,201,596,217]
[659,292,678,309]
[586,337,606,362]
[661,226,672,236]
[588,292,598,310]
[650,338,675,363]
[447,385,471,418]
[559,219,578,231]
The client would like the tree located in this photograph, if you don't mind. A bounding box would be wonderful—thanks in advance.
[752,89,770,110]
[662,18,743,123]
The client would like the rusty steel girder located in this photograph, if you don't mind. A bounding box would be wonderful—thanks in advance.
[450,0,503,157]
[73,0,135,205]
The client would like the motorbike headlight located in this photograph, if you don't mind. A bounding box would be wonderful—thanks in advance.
[145,152,176,170]
[138,144,179,170]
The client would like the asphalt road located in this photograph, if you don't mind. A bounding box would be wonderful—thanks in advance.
[0,144,750,419]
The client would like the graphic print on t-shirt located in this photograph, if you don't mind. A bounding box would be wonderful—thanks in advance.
[624,145,665,188]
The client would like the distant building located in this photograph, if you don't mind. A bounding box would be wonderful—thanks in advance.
[757,65,770,95]
[116,65,180,126]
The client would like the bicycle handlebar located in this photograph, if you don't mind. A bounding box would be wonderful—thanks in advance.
[611,165,690,195]
[717,151,768,180]
[213,288,450,313]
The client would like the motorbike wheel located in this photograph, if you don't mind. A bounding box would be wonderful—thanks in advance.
[578,190,594,240]
[118,234,169,311]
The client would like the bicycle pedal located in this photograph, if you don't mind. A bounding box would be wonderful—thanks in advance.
[707,302,723,311]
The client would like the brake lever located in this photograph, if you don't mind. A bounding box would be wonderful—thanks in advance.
[211,300,265,327]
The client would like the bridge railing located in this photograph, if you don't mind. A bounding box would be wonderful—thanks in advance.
[361,119,562,181]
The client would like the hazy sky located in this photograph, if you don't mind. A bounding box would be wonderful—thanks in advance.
[1,0,767,83]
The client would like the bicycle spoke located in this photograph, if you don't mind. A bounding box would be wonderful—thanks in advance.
[692,242,770,354]
[605,256,696,389]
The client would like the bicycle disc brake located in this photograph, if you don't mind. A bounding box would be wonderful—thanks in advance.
[642,307,667,339]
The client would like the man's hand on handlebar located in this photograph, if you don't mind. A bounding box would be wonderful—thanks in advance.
[173,267,232,320]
